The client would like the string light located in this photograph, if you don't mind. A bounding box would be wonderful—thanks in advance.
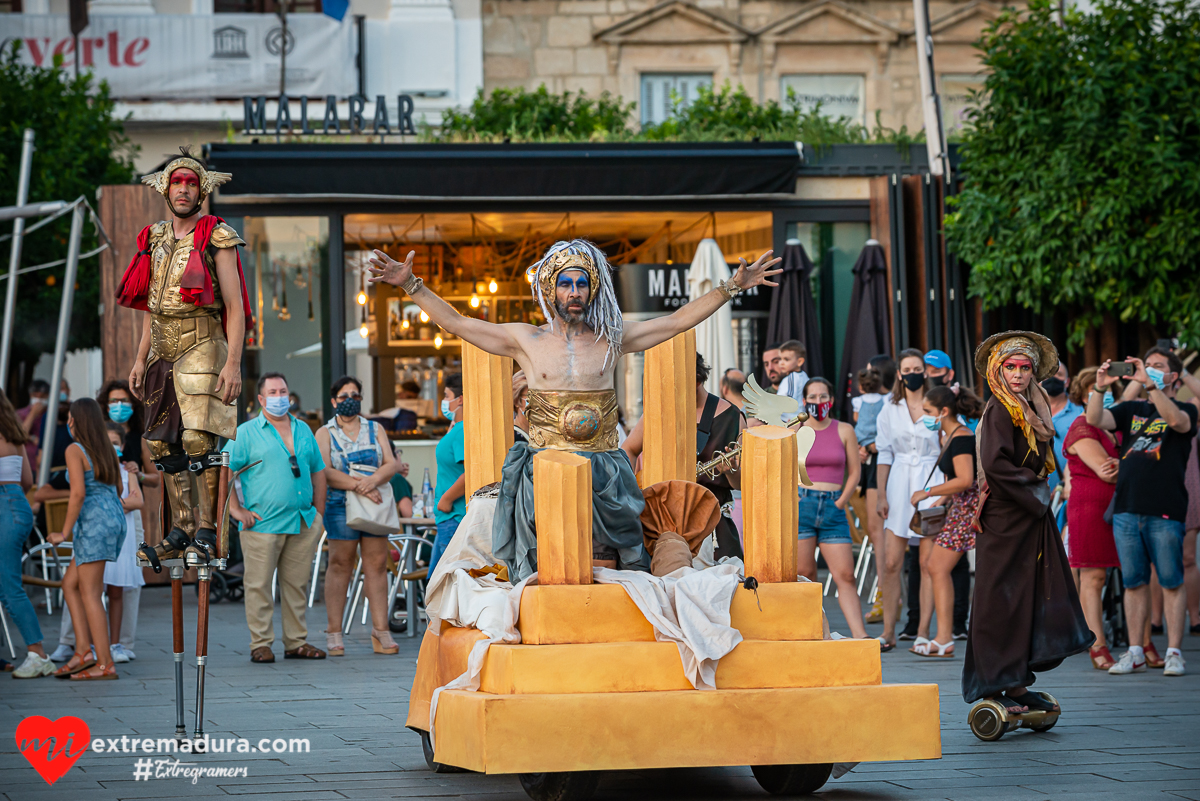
[434,333,443,349]
[359,323,369,338]
[488,279,498,294]
[356,291,367,306]
[401,319,409,330]
[475,282,487,295]
[419,310,429,323]
[469,294,481,309]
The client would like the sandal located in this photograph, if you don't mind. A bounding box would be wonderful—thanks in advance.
[994,695,1029,714]
[70,664,118,681]
[908,636,931,655]
[250,646,275,663]
[371,629,398,655]
[914,639,955,658]
[1006,691,1058,712]
[53,653,96,678]
[284,643,326,659]
[326,632,345,657]
[1089,644,1116,670]
[876,636,895,653]
[1144,641,1165,669]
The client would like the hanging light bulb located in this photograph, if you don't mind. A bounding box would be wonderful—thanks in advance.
[488,279,498,294]
[434,333,443,349]
[475,282,487,295]
[359,323,369,338]
[469,294,481,309]
[401,318,410,330]
[357,291,367,306]
[419,310,429,323]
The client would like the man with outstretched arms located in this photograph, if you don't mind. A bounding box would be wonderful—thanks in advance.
[368,239,779,580]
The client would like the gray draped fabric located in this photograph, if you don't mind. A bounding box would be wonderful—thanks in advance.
[493,443,650,581]
[766,242,823,377]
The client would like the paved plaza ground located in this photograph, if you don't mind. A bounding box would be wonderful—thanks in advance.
[2,580,1198,801]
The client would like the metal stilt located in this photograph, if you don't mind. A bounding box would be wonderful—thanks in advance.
[170,564,186,739]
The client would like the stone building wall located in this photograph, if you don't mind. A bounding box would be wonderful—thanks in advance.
[482,0,1006,133]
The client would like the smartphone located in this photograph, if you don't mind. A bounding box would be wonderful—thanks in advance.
[1108,361,1135,377]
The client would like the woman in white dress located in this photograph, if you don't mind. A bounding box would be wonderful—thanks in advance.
[874,348,940,651]
[104,424,144,662]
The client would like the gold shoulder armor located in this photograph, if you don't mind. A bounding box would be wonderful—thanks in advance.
[149,221,171,244]
[209,223,245,249]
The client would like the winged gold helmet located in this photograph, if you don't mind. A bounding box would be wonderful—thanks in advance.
[141,148,231,199]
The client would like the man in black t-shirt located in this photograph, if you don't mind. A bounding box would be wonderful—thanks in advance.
[1090,347,1198,678]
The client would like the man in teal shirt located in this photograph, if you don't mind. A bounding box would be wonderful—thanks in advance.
[225,372,328,663]
[429,374,466,575]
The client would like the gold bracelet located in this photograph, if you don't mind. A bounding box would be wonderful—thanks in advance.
[401,275,424,295]
[717,278,743,301]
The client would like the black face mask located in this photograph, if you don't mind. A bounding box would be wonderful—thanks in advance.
[1041,377,1065,397]
[927,374,948,386]
[335,397,362,418]
[902,373,925,392]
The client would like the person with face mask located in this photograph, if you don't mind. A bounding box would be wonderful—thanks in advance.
[795,377,868,640]
[223,372,329,663]
[1043,361,1083,497]
[315,376,401,657]
[429,373,466,576]
[874,349,941,651]
[96,380,159,492]
[1088,347,1198,678]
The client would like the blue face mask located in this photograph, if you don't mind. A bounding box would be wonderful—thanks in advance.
[441,399,454,420]
[921,414,941,431]
[264,395,291,417]
[1145,366,1169,391]
[109,401,133,423]
[59,391,69,403]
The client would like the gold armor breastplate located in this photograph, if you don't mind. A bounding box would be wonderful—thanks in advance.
[526,389,618,452]
[150,313,223,363]
[146,221,242,318]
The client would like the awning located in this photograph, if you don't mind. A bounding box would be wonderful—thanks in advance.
[206,142,802,199]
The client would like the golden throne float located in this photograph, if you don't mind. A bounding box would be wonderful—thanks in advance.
[407,333,941,800]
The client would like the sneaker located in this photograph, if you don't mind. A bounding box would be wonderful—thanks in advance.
[48,643,73,663]
[953,629,969,641]
[121,646,136,661]
[110,644,130,664]
[1163,653,1186,677]
[1108,650,1148,675]
[13,652,54,679]
[898,629,918,641]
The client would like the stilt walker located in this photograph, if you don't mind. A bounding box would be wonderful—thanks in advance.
[116,147,253,736]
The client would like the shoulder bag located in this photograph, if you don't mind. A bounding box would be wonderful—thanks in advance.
[908,431,957,537]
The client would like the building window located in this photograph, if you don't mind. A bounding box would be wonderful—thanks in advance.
[780,74,866,126]
[940,74,986,135]
[215,0,322,13]
[0,0,23,11]
[639,73,713,126]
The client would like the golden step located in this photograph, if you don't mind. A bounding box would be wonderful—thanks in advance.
[517,581,823,645]
[478,638,881,694]
[430,683,942,774]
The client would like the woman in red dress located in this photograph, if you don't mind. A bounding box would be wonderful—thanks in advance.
[1063,367,1121,669]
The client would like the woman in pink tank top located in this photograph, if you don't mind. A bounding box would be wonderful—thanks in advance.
[796,377,869,640]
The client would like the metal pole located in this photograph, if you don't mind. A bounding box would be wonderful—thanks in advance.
[36,204,85,488]
[0,129,35,388]
[0,201,69,222]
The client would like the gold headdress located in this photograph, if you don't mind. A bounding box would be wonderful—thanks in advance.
[141,156,232,199]
[974,330,1058,476]
[526,239,624,369]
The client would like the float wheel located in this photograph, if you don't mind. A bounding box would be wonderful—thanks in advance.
[751,763,833,795]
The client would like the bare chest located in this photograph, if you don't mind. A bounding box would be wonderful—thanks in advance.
[516,328,615,391]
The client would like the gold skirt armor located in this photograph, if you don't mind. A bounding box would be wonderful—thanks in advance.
[525,389,619,452]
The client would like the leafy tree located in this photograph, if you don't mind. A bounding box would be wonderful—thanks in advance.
[945,0,1200,348]
[0,43,137,390]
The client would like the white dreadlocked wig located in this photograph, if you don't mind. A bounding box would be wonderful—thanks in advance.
[528,239,624,370]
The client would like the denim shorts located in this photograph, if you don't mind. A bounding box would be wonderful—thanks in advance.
[1112,513,1185,589]
[797,487,852,544]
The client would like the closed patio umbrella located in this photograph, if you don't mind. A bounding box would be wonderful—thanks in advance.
[766,240,823,378]
[836,240,890,412]
[688,238,736,394]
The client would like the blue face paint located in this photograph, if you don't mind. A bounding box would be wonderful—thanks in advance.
[556,274,590,295]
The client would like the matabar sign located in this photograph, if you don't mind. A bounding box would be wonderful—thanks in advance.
[615,264,769,315]
[241,95,417,136]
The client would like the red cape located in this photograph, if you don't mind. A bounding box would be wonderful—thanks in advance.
[115,215,254,337]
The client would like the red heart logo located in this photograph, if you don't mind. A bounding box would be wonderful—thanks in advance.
[15,715,91,785]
